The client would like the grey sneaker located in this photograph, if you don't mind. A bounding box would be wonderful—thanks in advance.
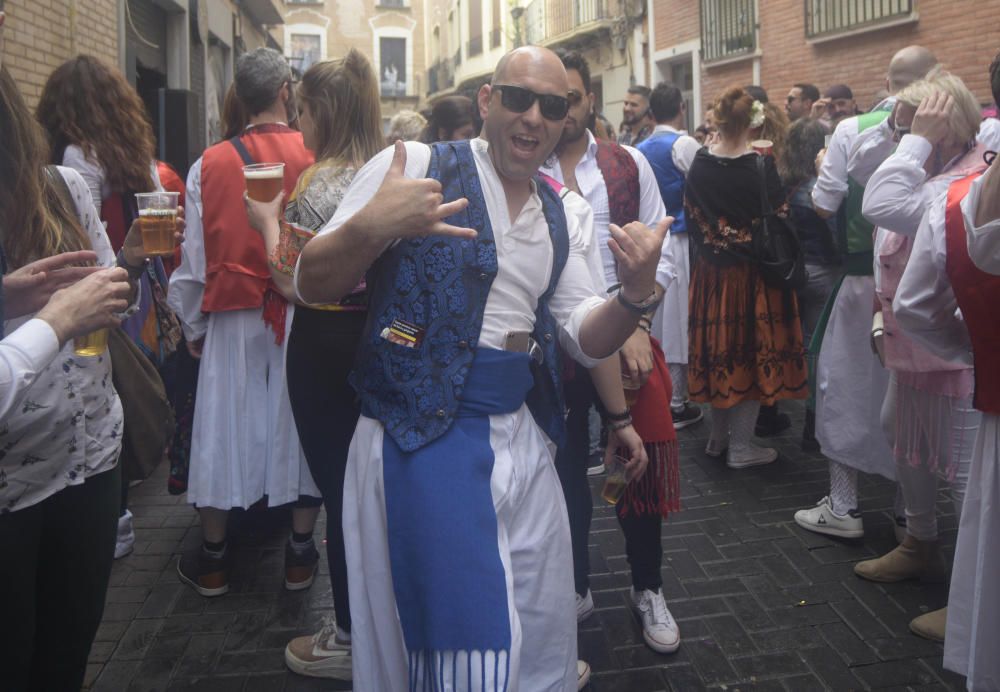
[285,617,352,680]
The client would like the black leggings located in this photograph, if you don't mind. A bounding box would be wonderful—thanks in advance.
[0,463,120,691]
[285,307,365,633]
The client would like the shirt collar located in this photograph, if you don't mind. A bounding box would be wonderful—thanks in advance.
[653,123,687,135]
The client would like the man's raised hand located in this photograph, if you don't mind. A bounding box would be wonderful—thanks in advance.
[362,141,477,242]
[910,90,955,146]
[608,216,672,302]
[3,250,102,319]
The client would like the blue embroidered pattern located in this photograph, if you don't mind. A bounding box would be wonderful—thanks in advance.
[352,140,570,451]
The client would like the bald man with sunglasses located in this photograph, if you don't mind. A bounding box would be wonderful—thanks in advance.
[297,46,668,691]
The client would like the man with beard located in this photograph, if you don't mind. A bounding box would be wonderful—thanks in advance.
[618,85,655,146]
[541,50,681,657]
[295,45,669,691]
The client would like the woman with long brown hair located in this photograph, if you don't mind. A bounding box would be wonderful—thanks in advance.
[684,86,808,469]
[36,55,183,558]
[0,61,169,689]
[244,48,384,680]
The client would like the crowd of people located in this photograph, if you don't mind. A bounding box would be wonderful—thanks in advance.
[1,3,999,687]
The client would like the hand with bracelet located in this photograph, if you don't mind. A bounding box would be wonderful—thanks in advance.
[120,204,186,270]
[589,356,649,482]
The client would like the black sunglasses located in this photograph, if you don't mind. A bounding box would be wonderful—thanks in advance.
[494,84,570,121]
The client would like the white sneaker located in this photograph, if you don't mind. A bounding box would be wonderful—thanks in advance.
[285,617,352,680]
[115,510,135,559]
[577,660,591,689]
[794,496,864,539]
[630,588,680,654]
[727,442,778,469]
[576,589,594,622]
[586,462,606,476]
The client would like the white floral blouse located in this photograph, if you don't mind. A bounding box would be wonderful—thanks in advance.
[0,166,125,513]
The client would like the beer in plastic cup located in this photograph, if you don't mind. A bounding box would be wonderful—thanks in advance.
[751,139,774,156]
[244,163,285,202]
[601,455,629,505]
[74,328,109,357]
[135,191,179,257]
[622,373,642,406]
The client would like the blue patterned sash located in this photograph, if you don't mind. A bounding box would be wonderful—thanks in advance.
[380,348,534,692]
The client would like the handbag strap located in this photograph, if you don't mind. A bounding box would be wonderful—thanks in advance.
[756,155,772,218]
[229,136,256,166]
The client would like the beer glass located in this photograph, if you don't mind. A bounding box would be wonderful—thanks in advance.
[74,328,109,357]
[135,191,180,256]
[622,373,642,407]
[244,163,285,202]
[601,455,629,505]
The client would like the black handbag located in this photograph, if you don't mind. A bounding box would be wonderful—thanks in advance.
[751,156,807,290]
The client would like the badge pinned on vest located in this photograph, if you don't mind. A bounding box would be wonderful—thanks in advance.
[380,318,426,348]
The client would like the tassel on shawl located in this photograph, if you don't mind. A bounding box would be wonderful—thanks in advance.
[616,439,681,518]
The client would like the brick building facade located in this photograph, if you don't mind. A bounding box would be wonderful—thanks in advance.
[2,0,119,107]
[278,0,426,129]
[648,0,1000,132]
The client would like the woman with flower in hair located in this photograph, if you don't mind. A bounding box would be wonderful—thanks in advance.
[683,86,808,469]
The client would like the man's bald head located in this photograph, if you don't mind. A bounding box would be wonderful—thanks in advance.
[491,46,568,91]
[887,45,939,93]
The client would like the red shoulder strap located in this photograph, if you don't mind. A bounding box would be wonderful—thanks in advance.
[595,141,640,228]
[944,172,981,275]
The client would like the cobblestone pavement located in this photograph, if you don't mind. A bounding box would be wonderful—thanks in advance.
[86,402,966,691]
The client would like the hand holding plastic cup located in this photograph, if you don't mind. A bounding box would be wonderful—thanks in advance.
[135,191,180,257]
[601,454,630,505]
[244,163,285,202]
[74,328,109,357]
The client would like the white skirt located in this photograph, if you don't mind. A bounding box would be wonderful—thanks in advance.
[945,413,1000,691]
[652,232,690,365]
[815,275,895,479]
[186,306,318,509]
[343,407,577,692]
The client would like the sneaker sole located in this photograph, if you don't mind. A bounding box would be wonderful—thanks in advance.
[285,647,352,680]
[285,570,317,592]
[793,515,864,539]
[577,604,594,623]
[630,601,681,654]
[672,413,703,430]
[705,446,727,459]
[577,662,591,690]
[586,465,606,476]
[176,560,229,597]
[726,454,778,469]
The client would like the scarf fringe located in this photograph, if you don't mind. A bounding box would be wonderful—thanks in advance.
[893,386,975,482]
[261,288,288,345]
[617,440,680,519]
[408,648,511,692]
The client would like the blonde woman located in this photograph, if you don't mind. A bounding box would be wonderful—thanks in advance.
[244,49,384,681]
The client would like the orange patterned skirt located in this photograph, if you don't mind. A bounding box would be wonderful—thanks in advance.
[688,258,808,408]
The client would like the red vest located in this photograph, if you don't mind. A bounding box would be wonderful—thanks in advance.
[595,141,639,228]
[156,160,187,276]
[944,173,1000,415]
[199,124,314,313]
[100,192,130,254]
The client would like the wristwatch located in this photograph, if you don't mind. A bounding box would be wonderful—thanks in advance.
[615,287,659,314]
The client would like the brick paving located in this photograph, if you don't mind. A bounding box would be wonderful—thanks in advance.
[86,401,966,691]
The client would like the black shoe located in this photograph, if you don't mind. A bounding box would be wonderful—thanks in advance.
[285,541,319,591]
[671,403,704,430]
[177,547,230,597]
[755,405,791,437]
[801,409,820,452]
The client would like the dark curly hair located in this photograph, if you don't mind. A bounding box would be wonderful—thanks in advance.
[36,55,156,194]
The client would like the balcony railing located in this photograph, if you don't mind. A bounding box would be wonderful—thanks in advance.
[467,34,483,57]
[490,27,502,49]
[454,48,462,66]
[700,0,756,63]
[523,0,607,45]
[524,0,546,45]
[427,59,455,95]
[805,0,913,38]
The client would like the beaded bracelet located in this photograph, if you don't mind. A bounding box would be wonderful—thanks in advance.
[603,407,631,422]
[606,416,634,432]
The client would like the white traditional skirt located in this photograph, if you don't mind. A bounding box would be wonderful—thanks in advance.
[945,413,1000,691]
[186,306,318,509]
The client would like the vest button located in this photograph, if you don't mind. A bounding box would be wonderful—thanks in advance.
[543,333,553,342]
[479,272,488,280]
[436,409,446,418]
[458,340,468,349]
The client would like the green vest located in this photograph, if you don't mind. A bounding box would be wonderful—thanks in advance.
[836,109,891,275]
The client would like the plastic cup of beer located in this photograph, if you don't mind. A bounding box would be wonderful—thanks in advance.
[74,328,109,357]
[622,374,642,407]
[751,139,774,157]
[135,191,179,257]
[601,455,629,505]
[244,163,285,202]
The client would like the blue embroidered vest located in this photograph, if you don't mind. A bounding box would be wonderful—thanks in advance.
[638,131,687,234]
[352,140,570,452]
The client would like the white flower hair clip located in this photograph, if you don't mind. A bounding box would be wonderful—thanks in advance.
[750,100,765,129]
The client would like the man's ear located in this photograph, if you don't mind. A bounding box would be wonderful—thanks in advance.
[477,84,492,121]
[587,92,597,115]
